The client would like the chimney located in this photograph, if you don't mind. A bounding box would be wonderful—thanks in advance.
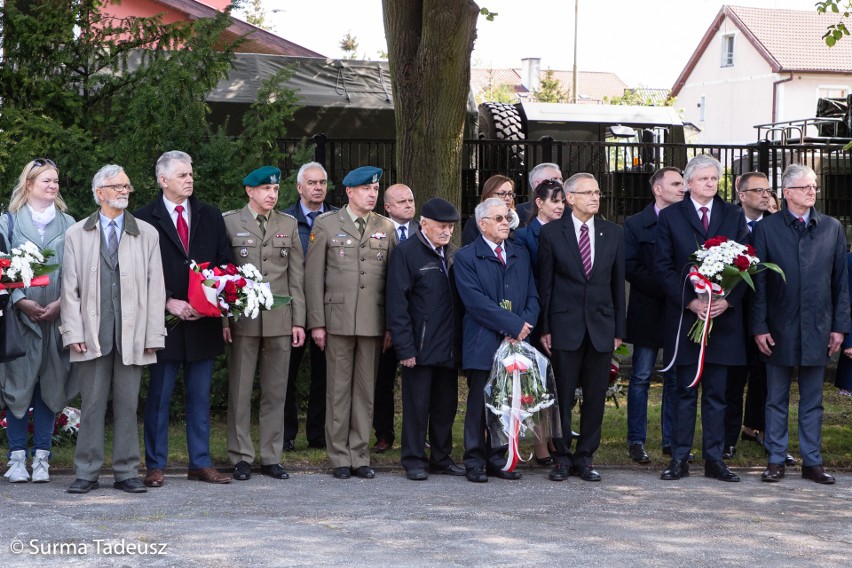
[521,57,541,92]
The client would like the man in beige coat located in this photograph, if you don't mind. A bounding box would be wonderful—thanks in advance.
[305,166,395,479]
[60,164,166,494]
[223,166,306,481]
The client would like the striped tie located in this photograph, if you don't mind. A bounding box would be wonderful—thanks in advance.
[579,223,591,279]
[108,220,119,267]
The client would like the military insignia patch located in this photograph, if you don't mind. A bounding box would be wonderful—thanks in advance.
[281,249,288,257]
[310,233,316,244]
[240,248,248,258]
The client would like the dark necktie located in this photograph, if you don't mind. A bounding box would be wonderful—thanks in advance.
[700,206,709,232]
[579,223,592,279]
[108,220,119,267]
[495,245,505,266]
[307,211,320,227]
[355,217,366,236]
[175,204,189,252]
[257,214,267,237]
[747,220,756,232]
[398,225,407,242]
[798,216,806,235]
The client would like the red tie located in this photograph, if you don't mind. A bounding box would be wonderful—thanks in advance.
[175,204,189,252]
[579,223,592,279]
[700,206,709,232]
[495,245,505,266]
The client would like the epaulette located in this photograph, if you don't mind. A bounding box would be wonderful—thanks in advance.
[315,210,337,221]
[222,209,240,216]
[275,210,297,221]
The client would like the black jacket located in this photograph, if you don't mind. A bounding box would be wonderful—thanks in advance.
[386,229,458,368]
[624,203,666,348]
[134,193,233,361]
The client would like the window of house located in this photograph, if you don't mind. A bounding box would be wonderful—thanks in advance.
[698,95,706,122]
[721,34,735,67]
[817,86,849,99]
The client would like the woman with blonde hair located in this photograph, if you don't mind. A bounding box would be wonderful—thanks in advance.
[1,159,76,483]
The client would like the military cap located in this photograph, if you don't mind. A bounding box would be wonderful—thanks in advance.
[342,166,383,187]
[421,198,460,223]
[243,166,281,187]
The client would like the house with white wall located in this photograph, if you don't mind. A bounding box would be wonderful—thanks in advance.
[671,5,852,144]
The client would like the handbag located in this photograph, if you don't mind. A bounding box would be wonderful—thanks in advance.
[0,215,26,362]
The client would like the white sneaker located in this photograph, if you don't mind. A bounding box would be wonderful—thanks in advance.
[31,449,50,483]
[4,450,30,483]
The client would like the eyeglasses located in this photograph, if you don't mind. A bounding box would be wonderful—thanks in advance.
[100,184,134,193]
[482,212,515,224]
[571,190,604,198]
[786,185,820,194]
[494,191,516,199]
[740,188,773,195]
[33,158,57,168]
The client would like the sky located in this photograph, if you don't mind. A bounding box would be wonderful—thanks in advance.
[255,0,826,89]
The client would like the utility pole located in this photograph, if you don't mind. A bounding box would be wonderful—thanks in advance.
[572,0,579,104]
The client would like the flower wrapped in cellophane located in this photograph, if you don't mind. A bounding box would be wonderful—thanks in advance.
[485,339,561,472]
[0,240,58,290]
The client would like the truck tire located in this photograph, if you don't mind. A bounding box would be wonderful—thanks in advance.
[477,102,526,172]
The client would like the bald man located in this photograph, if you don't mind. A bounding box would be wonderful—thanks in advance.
[372,184,418,452]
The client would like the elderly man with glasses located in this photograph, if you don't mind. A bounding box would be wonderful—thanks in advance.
[750,164,849,484]
[453,197,539,483]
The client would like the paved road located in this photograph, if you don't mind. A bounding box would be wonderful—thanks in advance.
[1,466,851,567]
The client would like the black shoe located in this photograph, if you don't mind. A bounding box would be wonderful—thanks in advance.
[260,464,289,479]
[466,466,488,483]
[282,439,295,452]
[661,459,689,480]
[784,453,797,467]
[307,440,326,449]
[761,463,785,482]
[490,469,522,480]
[233,460,252,481]
[741,430,765,447]
[570,464,601,482]
[406,469,428,481]
[430,463,466,476]
[722,445,736,460]
[801,464,835,485]
[113,477,147,493]
[704,460,740,482]
[352,466,375,479]
[629,443,650,464]
[548,463,570,481]
[332,467,351,479]
[535,456,555,466]
[67,479,100,494]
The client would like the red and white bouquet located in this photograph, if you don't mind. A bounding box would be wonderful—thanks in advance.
[169,261,290,325]
[0,240,58,290]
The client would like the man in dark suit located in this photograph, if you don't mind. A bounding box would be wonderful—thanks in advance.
[386,198,464,481]
[624,167,683,464]
[372,183,418,453]
[538,173,626,482]
[134,150,234,487]
[751,164,849,484]
[453,197,539,483]
[655,154,748,483]
[282,162,337,451]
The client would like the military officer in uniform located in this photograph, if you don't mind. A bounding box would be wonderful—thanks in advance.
[223,166,306,481]
[305,166,395,480]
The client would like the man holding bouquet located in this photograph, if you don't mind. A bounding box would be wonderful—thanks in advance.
[654,154,748,483]
[223,166,306,481]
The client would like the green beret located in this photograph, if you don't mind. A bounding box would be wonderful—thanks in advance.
[243,166,281,187]
[342,166,382,187]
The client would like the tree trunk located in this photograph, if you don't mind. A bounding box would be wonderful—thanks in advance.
[383,0,479,212]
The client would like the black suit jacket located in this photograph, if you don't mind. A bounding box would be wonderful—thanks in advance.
[654,194,749,366]
[624,203,666,348]
[134,193,234,361]
[538,215,626,353]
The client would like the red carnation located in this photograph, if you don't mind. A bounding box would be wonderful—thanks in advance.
[235,278,247,289]
[734,255,751,271]
[704,236,728,248]
[746,244,757,256]
[225,264,238,276]
[223,280,238,303]
[0,258,10,268]
[520,395,534,406]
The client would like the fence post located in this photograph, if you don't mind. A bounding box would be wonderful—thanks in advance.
[312,133,327,165]
[757,138,770,175]
[540,136,554,164]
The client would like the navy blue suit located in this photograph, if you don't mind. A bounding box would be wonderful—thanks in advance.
[514,217,542,275]
[750,209,849,466]
[280,200,338,446]
[654,194,748,463]
[538,215,625,467]
[454,237,539,471]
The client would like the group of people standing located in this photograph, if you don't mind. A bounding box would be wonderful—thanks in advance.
[1,151,847,492]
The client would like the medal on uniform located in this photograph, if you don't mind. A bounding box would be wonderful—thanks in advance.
[240,248,248,257]
[346,239,352,245]
[339,249,345,258]
[377,252,384,261]
[276,233,286,238]
[281,249,288,257]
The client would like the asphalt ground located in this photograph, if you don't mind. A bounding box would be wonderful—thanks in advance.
[1,464,851,567]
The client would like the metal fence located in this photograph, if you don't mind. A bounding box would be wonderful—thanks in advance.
[282,136,852,228]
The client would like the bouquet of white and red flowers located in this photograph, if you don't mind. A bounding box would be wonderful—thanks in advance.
[485,339,561,472]
[687,236,784,343]
[0,240,58,290]
[168,261,290,325]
